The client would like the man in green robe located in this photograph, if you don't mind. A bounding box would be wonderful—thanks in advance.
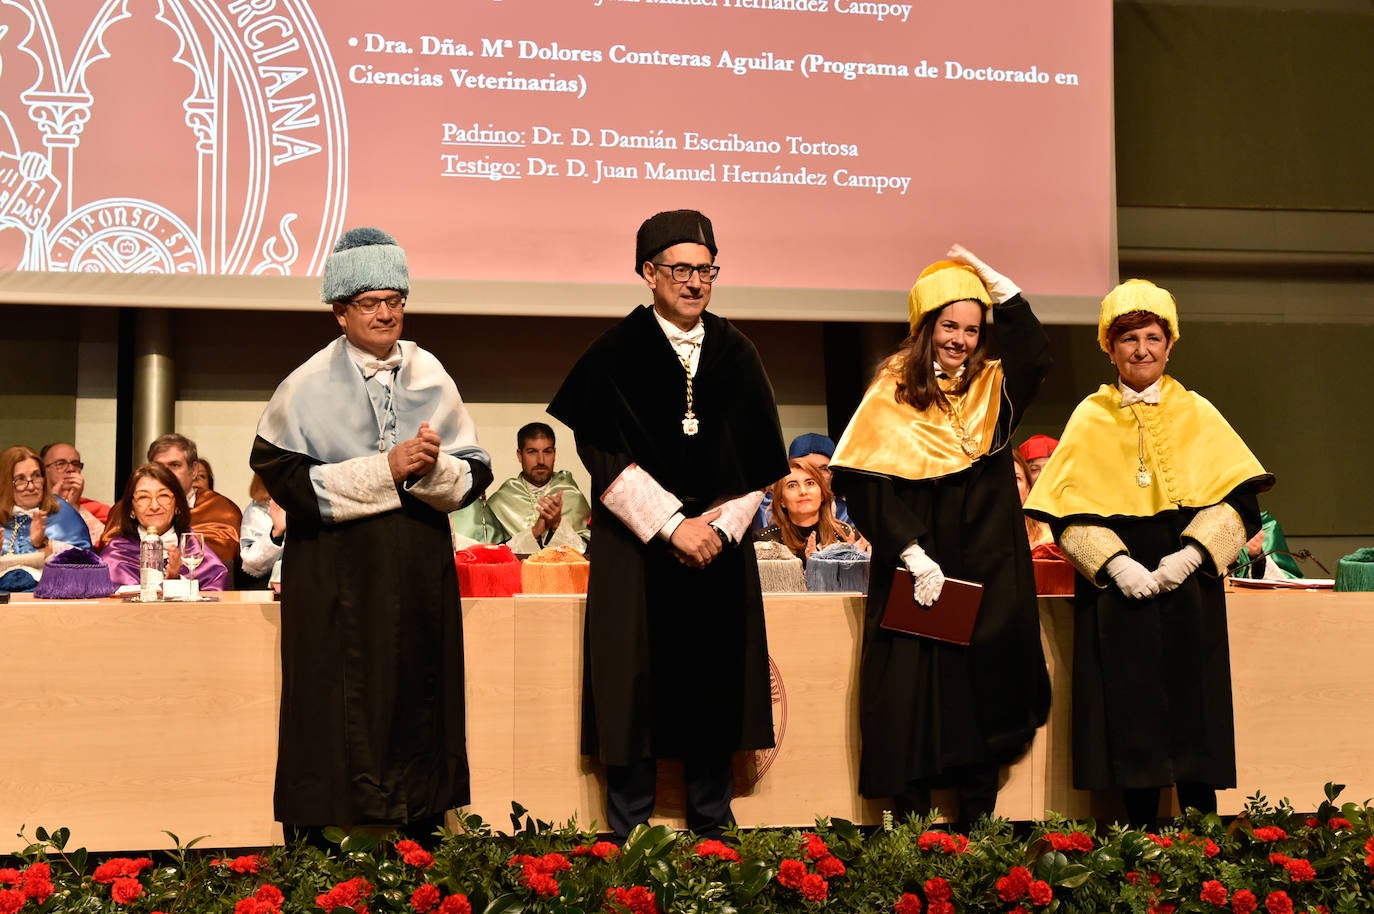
[449,422,592,553]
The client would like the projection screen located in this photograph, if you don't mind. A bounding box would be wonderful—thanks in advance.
[0,0,1114,321]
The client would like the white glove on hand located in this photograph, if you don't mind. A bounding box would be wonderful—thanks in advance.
[1154,543,1205,593]
[948,243,1021,304]
[1105,554,1161,600]
[900,541,946,607]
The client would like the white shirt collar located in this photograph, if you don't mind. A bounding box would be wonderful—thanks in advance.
[652,308,705,347]
[1119,377,1162,406]
[344,339,403,379]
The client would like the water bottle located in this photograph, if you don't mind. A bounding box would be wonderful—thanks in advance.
[139,528,164,602]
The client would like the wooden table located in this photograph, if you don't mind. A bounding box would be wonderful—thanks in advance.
[2,587,1369,850]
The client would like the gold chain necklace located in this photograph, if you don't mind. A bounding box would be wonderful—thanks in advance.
[676,350,699,436]
[940,387,982,459]
[5,514,23,554]
[1127,403,1153,487]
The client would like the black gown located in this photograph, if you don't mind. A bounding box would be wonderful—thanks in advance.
[832,295,1052,798]
[548,305,788,765]
[250,339,492,827]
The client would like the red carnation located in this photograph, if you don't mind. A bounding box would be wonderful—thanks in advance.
[1283,858,1316,882]
[586,841,620,859]
[1009,908,1031,914]
[524,872,560,897]
[1028,880,1053,906]
[800,873,828,903]
[928,902,955,914]
[997,865,1033,901]
[411,884,441,913]
[1149,905,1176,914]
[1232,889,1259,914]
[1264,890,1294,914]
[19,864,53,905]
[1204,837,1220,857]
[894,892,923,914]
[1253,826,1288,842]
[437,895,472,914]
[0,873,16,888]
[230,854,264,875]
[693,839,740,863]
[816,854,846,878]
[924,876,953,902]
[317,877,373,913]
[1199,880,1228,906]
[1328,817,1352,831]
[777,859,807,889]
[0,890,23,914]
[1147,833,1174,848]
[605,885,659,914]
[395,840,435,869]
[111,877,143,905]
[802,833,829,860]
[94,857,154,883]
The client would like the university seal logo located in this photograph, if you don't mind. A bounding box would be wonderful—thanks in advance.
[0,0,346,276]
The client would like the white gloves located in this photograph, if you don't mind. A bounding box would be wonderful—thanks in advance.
[900,541,945,607]
[948,243,1021,304]
[1154,543,1205,593]
[1105,554,1161,600]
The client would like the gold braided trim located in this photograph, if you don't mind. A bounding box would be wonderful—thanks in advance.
[1182,502,1247,574]
[1059,524,1129,587]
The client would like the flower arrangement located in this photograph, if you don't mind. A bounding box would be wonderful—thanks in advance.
[5,787,1373,913]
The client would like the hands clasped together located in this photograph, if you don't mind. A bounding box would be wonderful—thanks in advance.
[670,508,724,570]
[1107,543,1206,600]
[388,422,441,483]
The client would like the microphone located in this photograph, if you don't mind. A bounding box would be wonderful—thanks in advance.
[1242,545,1331,577]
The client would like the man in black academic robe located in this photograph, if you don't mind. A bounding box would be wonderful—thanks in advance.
[250,228,491,839]
[548,210,787,838]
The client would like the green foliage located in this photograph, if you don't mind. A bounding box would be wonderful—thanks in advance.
[6,789,1374,913]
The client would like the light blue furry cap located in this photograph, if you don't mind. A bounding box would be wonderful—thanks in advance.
[321,226,409,302]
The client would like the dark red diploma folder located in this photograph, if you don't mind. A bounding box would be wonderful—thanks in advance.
[880,569,984,646]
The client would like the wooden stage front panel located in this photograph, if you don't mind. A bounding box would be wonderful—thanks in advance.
[2,588,1369,850]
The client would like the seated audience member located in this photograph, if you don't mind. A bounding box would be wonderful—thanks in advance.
[1013,450,1056,549]
[1017,433,1059,487]
[1232,510,1303,580]
[193,458,215,493]
[100,434,242,566]
[100,462,229,591]
[41,442,109,529]
[758,459,861,561]
[1,445,90,590]
[483,422,592,554]
[240,473,285,585]
[753,433,853,531]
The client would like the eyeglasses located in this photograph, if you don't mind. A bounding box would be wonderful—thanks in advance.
[133,492,175,508]
[44,458,84,472]
[348,294,406,315]
[11,474,43,490]
[653,262,720,284]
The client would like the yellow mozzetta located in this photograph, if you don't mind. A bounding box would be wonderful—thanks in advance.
[831,359,1006,481]
[1024,376,1269,520]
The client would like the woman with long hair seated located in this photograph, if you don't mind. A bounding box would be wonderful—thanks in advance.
[1,445,91,590]
[758,459,861,561]
[100,462,230,591]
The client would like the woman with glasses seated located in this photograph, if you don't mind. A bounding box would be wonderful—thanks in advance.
[99,462,230,591]
[1,445,93,591]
